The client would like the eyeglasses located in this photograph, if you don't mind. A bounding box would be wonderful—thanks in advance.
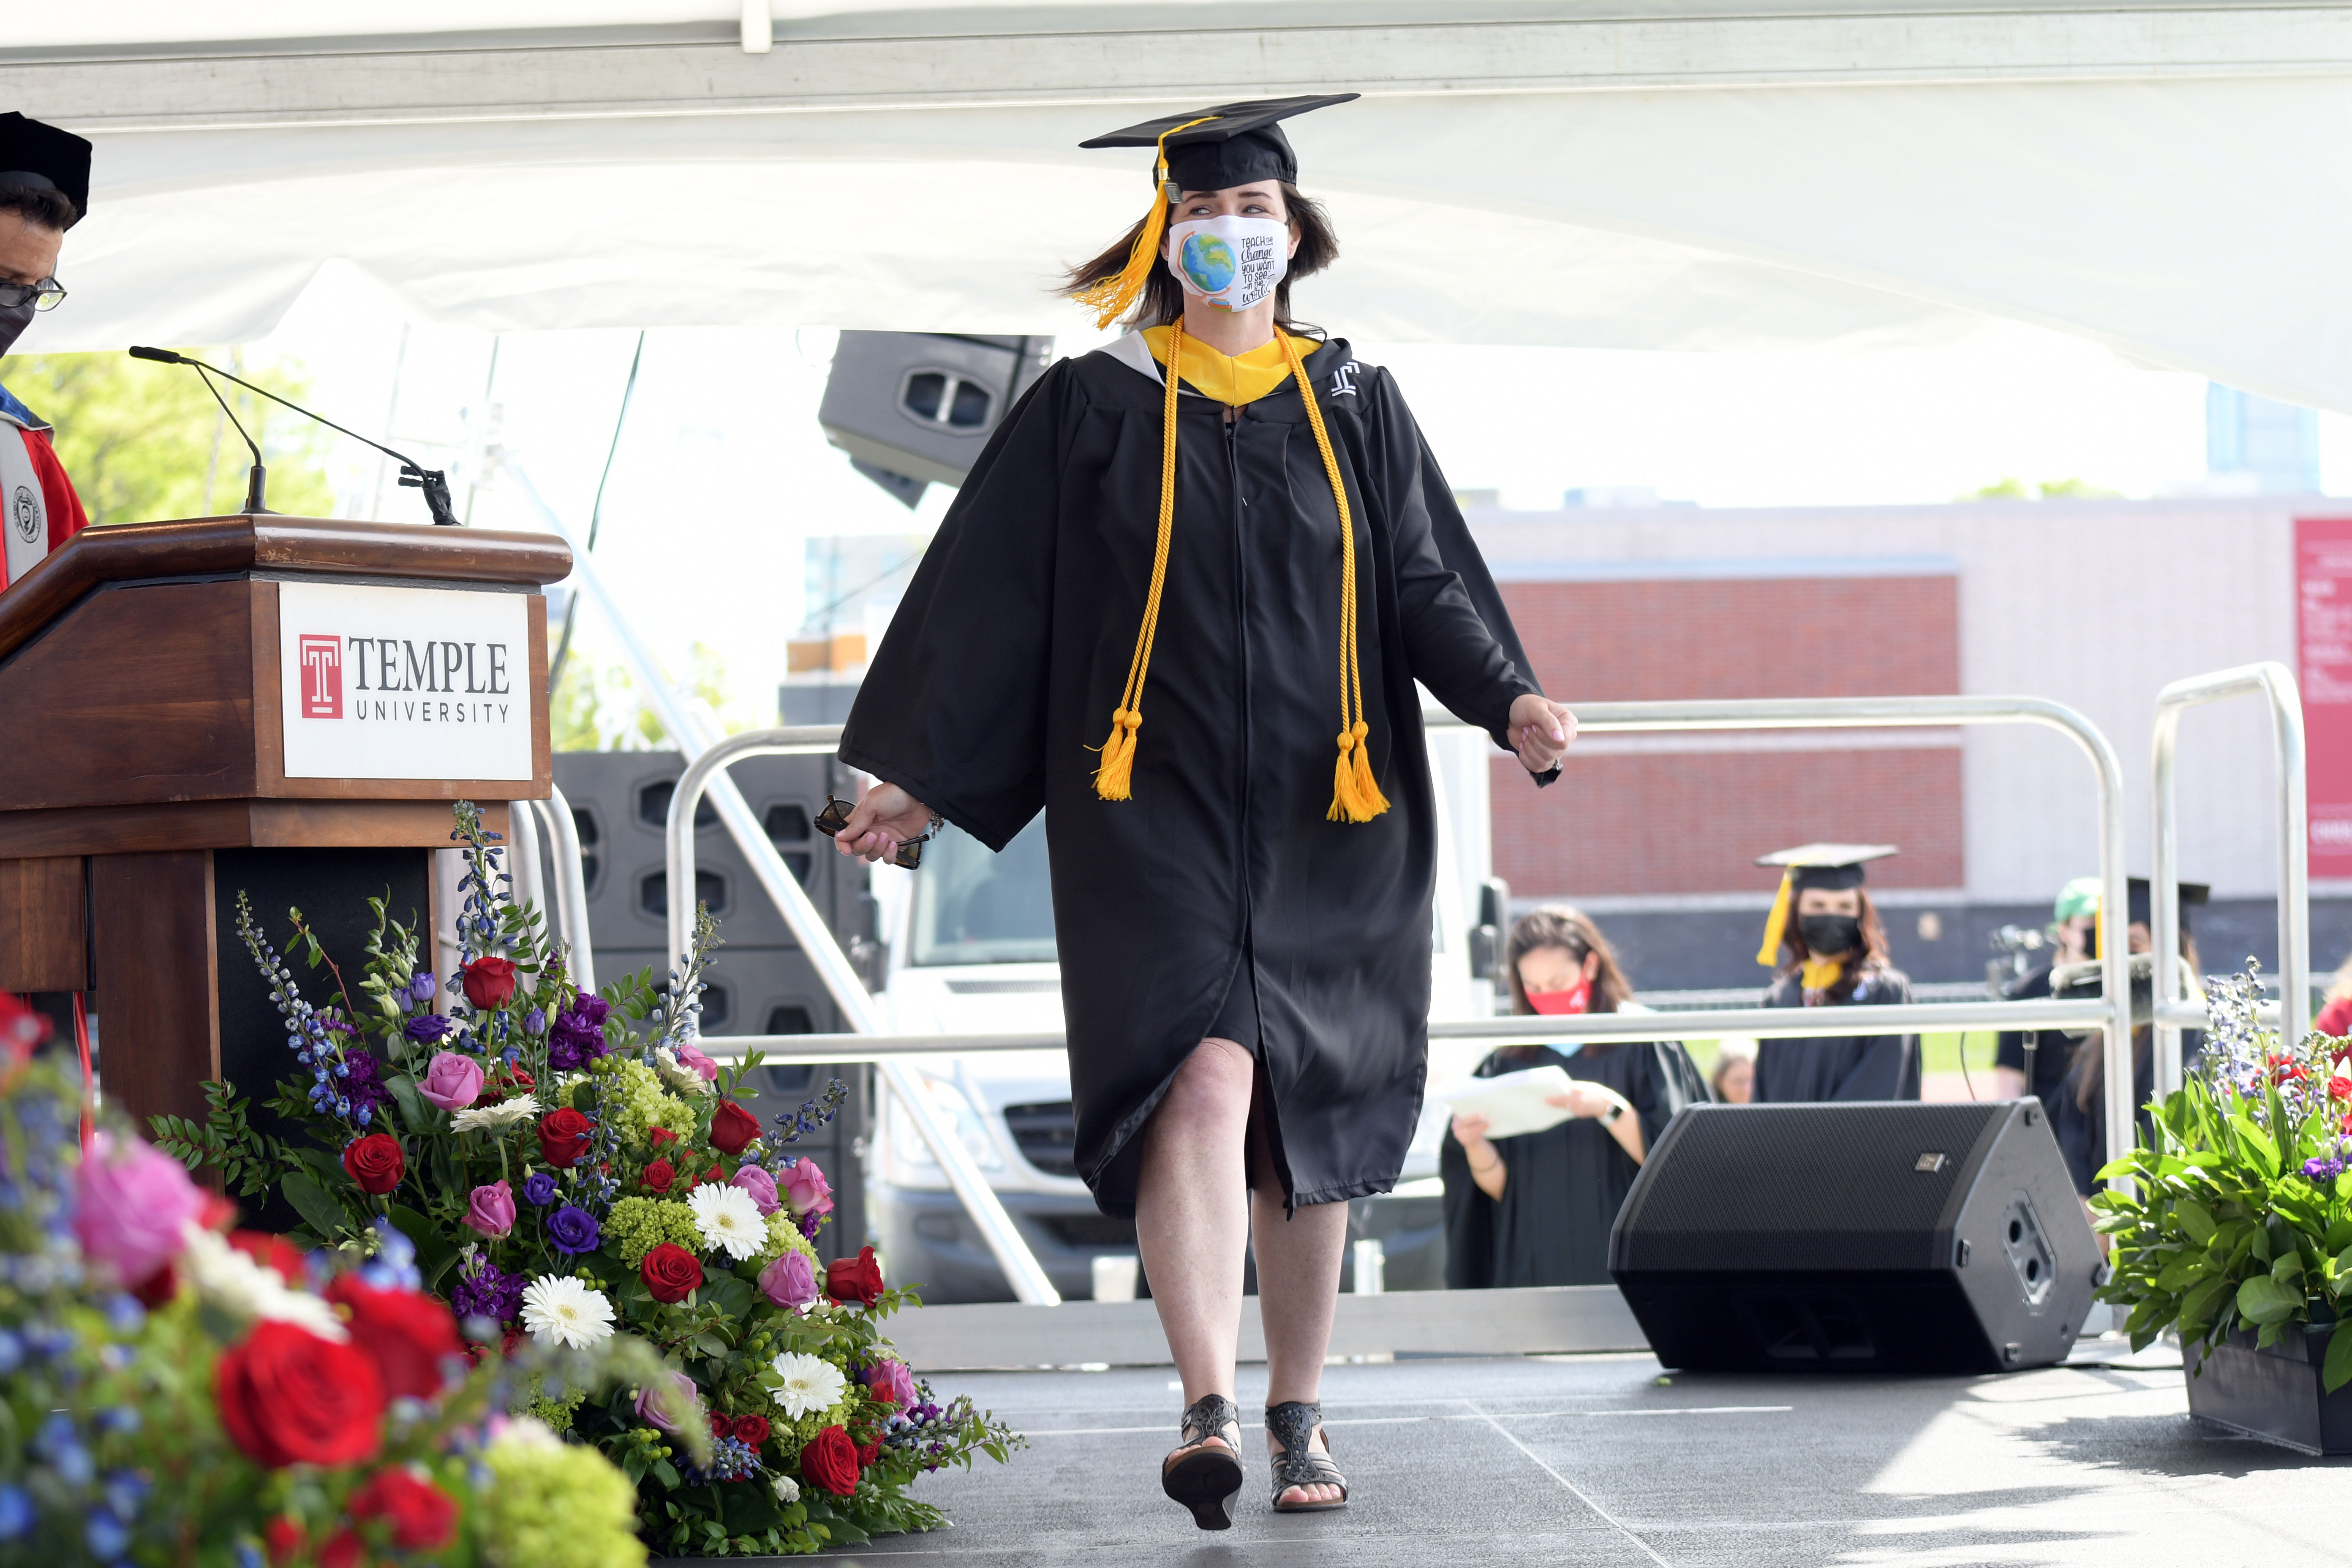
[0,278,66,312]
[814,796,929,870]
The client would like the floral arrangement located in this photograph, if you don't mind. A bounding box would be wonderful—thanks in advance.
[2093,961,2352,1389]
[0,1017,666,1568]
[154,804,1018,1557]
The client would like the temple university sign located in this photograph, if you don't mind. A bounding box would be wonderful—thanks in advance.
[278,580,535,781]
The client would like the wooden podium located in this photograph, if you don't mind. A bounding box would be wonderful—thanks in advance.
[0,514,571,1139]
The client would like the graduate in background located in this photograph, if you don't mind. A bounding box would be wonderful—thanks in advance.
[1442,907,1704,1289]
[830,95,1573,1527]
[2051,877,2205,1194]
[0,113,91,588]
[1752,844,1920,1102]
[1992,875,2100,1112]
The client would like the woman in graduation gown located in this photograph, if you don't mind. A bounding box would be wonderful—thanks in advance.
[1441,908,1705,1288]
[1751,846,1920,1102]
[830,95,1573,1527]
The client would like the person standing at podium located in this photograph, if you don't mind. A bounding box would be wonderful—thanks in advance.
[0,112,91,588]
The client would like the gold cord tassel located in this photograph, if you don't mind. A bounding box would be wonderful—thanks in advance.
[1281,332,1388,823]
[1093,318,1187,800]
[1070,116,1219,330]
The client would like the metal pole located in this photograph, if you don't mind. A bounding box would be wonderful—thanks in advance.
[506,793,546,941]
[500,463,1062,1306]
[539,781,597,991]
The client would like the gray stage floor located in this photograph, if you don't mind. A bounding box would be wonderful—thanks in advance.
[828,1339,2347,1567]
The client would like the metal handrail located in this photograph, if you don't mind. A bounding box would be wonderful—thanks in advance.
[513,789,598,992]
[667,730,1062,1307]
[2151,662,2311,1095]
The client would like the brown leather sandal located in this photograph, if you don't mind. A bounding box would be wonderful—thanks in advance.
[1162,1393,1244,1530]
[1266,1400,1348,1513]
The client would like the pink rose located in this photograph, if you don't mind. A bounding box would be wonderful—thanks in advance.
[757,1250,818,1312]
[781,1158,833,1218]
[730,1165,781,1217]
[675,1042,719,1083]
[634,1369,700,1434]
[862,1357,918,1407]
[75,1131,205,1287]
[416,1051,484,1112]
[463,1180,515,1240]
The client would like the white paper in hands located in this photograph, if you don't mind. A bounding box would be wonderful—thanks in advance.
[1437,1064,1578,1141]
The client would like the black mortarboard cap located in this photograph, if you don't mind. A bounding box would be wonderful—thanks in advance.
[1756,843,1898,894]
[0,113,91,226]
[2127,876,2209,931]
[1080,95,1358,194]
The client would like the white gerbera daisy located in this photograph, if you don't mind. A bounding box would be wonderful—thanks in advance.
[452,1093,542,1132]
[768,1351,847,1418]
[653,1046,714,1097]
[520,1274,615,1350]
[176,1222,348,1342]
[686,1181,766,1261]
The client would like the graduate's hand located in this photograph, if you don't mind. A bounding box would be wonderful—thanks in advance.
[1547,1083,1620,1119]
[1509,694,1575,774]
[1450,1112,1494,1148]
[831,784,935,863]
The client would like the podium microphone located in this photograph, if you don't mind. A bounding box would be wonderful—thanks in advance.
[126,346,460,526]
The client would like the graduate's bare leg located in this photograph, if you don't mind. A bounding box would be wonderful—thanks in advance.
[1135,1037,1254,1453]
[1251,1181,1348,1506]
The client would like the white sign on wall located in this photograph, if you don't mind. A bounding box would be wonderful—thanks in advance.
[278,580,535,781]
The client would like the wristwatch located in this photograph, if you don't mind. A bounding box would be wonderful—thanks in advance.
[1601,1101,1626,1126]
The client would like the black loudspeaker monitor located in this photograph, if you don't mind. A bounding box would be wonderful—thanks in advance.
[819,332,1054,507]
[1609,1101,2101,1375]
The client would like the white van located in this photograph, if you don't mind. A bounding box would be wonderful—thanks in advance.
[863,723,1505,1302]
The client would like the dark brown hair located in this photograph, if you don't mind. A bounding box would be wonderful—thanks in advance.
[0,186,77,232]
[1505,906,1633,1016]
[1060,182,1338,334]
[1782,887,1892,1000]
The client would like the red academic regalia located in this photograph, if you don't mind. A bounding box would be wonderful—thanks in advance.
[0,390,88,587]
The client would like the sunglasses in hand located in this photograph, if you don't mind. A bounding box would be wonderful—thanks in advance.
[814,796,930,870]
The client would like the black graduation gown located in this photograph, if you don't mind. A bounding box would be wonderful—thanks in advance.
[1440,1041,1707,1288]
[1993,965,2074,1115]
[839,335,1549,1217]
[2052,1025,2201,1194]
[1753,966,1920,1102]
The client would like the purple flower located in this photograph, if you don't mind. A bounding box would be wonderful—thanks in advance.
[417,1050,485,1112]
[524,1008,546,1036]
[731,1165,781,1217]
[2304,1155,2345,1180]
[547,991,611,1072]
[409,971,438,1004]
[757,1250,818,1311]
[337,1051,397,1120]
[465,1180,517,1240]
[450,1259,524,1324]
[404,1013,453,1045]
[547,1204,601,1256]
[862,1357,918,1407]
[522,1171,559,1207]
[634,1369,700,1434]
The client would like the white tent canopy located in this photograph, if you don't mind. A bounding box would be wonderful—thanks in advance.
[10,1,2351,410]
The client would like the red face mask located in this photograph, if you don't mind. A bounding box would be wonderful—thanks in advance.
[1525,975,1592,1016]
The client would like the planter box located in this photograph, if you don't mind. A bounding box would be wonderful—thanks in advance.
[2184,1324,2352,1455]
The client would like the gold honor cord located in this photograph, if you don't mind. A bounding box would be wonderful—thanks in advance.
[1070,116,1221,330]
[1091,322,1389,825]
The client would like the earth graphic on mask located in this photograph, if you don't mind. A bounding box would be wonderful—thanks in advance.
[1180,233,1237,294]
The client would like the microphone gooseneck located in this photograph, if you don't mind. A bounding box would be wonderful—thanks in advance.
[122,346,462,525]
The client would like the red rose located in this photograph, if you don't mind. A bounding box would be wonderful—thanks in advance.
[215,1320,386,1468]
[325,1277,463,1401]
[800,1424,861,1496]
[264,1516,304,1567]
[536,1108,594,1169]
[318,1529,364,1568]
[460,955,517,1010]
[231,1232,309,1285]
[825,1245,885,1307]
[640,1243,704,1304]
[341,1134,404,1196]
[710,1100,762,1157]
[732,1413,772,1449]
[648,1127,678,1148]
[640,1158,675,1195]
[348,1467,459,1551]
[855,1438,881,1467]
[694,1163,727,1189]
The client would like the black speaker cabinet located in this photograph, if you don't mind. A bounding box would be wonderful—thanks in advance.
[1609,1101,2100,1374]
[819,332,1054,505]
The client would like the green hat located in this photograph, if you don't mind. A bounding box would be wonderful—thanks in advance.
[2053,876,2102,926]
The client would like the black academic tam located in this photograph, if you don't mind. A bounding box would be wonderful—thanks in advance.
[841,335,1551,1216]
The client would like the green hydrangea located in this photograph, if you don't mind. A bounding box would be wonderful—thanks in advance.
[480,1429,647,1568]
[519,1371,588,1434]
[753,1209,821,1268]
[603,1196,702,1266]
[588,1057,698,1149]
[773,1383,862,1451]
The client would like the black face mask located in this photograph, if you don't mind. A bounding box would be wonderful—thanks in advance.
[0,300,32,359]
[1798,914,1861,958]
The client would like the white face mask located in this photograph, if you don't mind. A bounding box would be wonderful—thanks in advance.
[1164,214,1290,314]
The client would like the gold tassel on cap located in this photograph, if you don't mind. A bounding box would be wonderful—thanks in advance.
[1755,870,1794,967]
[1070,116,1219,330]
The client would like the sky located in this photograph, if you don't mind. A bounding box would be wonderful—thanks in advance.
[225,261,2347,734]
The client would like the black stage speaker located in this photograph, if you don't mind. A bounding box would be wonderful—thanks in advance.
[1609,1101,2101,1374]
[819,332,1054,507]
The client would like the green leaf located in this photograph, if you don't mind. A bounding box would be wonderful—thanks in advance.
[282,1171,350,1239]
[653,1459,681,1490]
[2175,1199,2218,1246]
[387,1073,431,1136]
[2179,1274,2235,1337]
[2237,1274,2300,1326]
[2273,1248,2307,1285]
[2325,1321,2352,1394]
[386,1203,459,1290]
[2231,1114,2280,1179]
[2154,1252,2210,1292]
